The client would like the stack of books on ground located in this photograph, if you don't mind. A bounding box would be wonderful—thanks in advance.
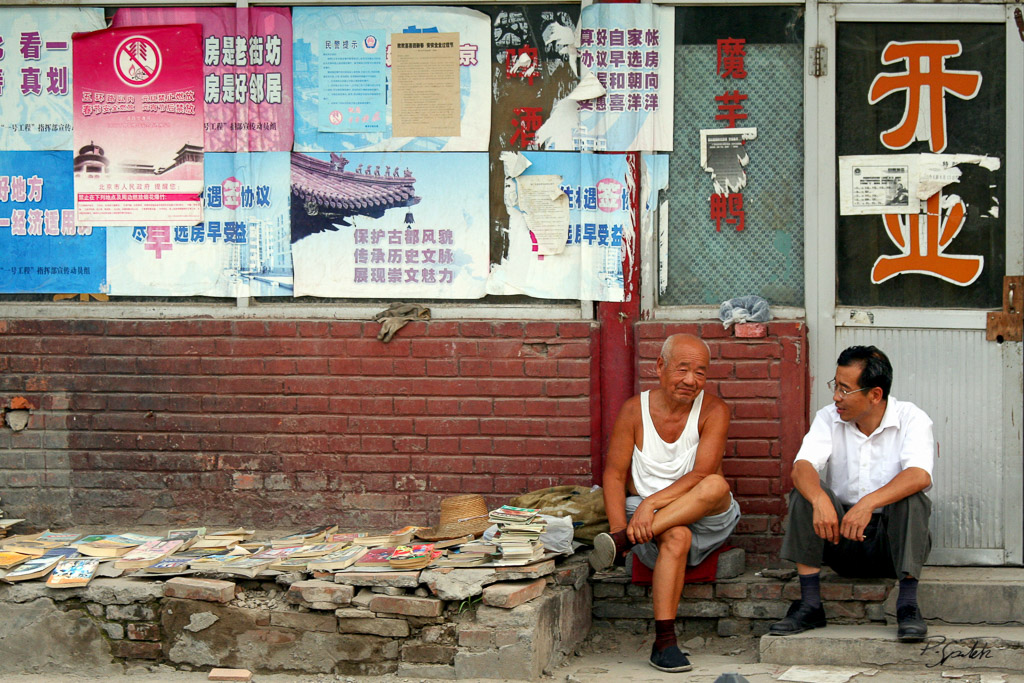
[113,539,185,570]
[46,558,101,588]
[358,526,420,547]
[388,544,440,570]
[74,533,161,558]
[269,525,337,548]
[431,539,497,567]
[488,505,539,525]
[488,505,548,566]
[0,518,25,539]
[3,547,79,582]
[306,545,367,572]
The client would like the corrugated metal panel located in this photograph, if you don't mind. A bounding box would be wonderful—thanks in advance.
[835,328,1008,562]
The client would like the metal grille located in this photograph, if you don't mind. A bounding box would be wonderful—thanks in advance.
[661,44,804,306]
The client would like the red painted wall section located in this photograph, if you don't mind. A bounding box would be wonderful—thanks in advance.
[634,321,809,566]
[0,319,597,530]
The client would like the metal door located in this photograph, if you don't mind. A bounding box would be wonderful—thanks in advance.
[806,2,1022,565]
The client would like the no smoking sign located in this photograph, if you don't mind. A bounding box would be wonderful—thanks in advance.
[114,35,162,87]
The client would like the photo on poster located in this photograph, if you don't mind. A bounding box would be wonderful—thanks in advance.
[112,7,294,152]
[487,151,629,301]
[293,6,491,152]
[700,127,757,195]
[290,152,489,298]
[0,151,106,293]
[105,152,292,297]
[838,155,919,215]
[0,8,106,151]
[72,26,205,227]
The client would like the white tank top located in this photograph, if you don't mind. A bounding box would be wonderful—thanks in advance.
[630,389,704,499]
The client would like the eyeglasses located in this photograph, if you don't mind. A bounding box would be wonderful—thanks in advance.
[827,379,870,397]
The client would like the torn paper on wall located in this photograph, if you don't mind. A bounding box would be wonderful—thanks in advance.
[499,151,532,178]
[488,151,630,301]
[515,175,570,255]
[918,153,1002,202]
[700,128,757,195]
[567,71,607,101]
[838,154,919,215]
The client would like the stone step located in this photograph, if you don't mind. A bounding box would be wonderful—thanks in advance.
[886,567,1024,626]
[759,624,1024,671]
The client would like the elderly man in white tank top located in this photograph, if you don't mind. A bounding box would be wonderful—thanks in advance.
[591,333,741,673]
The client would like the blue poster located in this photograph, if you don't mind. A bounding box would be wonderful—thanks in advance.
[0,151,106,292]
[105,152,292,297]
[290,152,489,298]
[318,31,387,134]
[487,151,630,301]
[293,6,490,152]
[0,8,105,151]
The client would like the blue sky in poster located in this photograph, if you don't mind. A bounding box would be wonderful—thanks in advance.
[0,151,106,293]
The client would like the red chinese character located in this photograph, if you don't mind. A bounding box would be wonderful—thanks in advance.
[510,106,543,149]
[714,90,748,128]
[710,193,745,232]
[868,40,981,153]
[144,226,173,259]
[717,38,747,79]
[506,46,539,86]
[872,191,982,285]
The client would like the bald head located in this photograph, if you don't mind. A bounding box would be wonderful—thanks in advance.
[660,334,710,364]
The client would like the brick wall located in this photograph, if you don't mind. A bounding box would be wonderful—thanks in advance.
[0,318,597,530]
[635,321,808,566]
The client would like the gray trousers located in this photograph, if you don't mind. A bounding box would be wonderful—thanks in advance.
[779,486,931,580]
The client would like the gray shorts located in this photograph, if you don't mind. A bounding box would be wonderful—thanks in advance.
[626,493,741,570]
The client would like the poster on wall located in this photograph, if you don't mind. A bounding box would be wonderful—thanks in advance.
[290,152,489,298]
[317,31,387,134]
[0,151,106,293]
[72,25,205,227]
[563,3,674,152]
[112,7,294,152]
[0,8,106,151]
[105,152,292,297]
[293,6,491,152]
[487,151,630,301]
[485,5,580,153]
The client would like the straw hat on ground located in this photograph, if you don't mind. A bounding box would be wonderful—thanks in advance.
[416,494,492,541]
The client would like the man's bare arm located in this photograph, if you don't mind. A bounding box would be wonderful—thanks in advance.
[791,459,840,544]
[602,397,640,533]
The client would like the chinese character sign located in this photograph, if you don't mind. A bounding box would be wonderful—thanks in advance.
[318,31,387,134]
[293,6,491,152]
[106,152,291,297]
[112,7,293,152]
[574,3,674,152]
[290,152,488,298]
[73,25,205,227]
[487,151,630,301]
[0,8,105,151]
[835,23,1005,308]
[0,151,105,292]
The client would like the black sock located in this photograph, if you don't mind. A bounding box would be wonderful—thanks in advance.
[653,618,677,652]
[799,572,822,609]
[897,577,918,610]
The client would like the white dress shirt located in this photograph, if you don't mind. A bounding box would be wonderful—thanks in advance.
[794,396,935,506]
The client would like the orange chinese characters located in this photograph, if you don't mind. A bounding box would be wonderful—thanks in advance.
[868,41,982,153]
[872,191,983,286]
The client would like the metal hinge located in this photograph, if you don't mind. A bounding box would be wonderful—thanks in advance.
[808,46,827,78]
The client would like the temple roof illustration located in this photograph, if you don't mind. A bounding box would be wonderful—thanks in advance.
[291,152,420,219]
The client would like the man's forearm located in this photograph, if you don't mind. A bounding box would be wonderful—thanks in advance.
[603,471,629,531]
[858,467,931,511]
[641,470,707,510]
[791,460,827,504]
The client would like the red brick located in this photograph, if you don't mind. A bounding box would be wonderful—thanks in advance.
[127,622,161,641]
[348,455,410,472]
[415,417,479,435]
[111,640,163,660]
[476,456,540,474]
[369,595,443,617]
[735,440,773,457]
[728,421,780,438]
[720,343,782,359]
[736,478,770,495]
[718,381,780,398]
[716,583,748,599]
[482,578,546,608]
[411,454,474,473]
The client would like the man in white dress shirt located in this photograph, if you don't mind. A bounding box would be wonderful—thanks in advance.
[769,345,934,642]
[590,333,741,673]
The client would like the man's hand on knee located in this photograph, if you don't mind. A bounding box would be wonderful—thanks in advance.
[812,495,840,544]
[839,502,872,541]
[627,500,656,544]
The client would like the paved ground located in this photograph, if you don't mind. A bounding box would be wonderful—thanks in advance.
[0,630,1021,682]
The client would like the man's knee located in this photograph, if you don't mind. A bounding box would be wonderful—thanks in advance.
[697,473,730,500]
[657,525,692,559]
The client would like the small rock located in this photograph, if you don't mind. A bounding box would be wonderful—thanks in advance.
[414,587,429,597]
[682,636,704,651]
[761,567,797,580]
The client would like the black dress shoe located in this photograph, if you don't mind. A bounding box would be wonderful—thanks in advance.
[897,604,928,642]
[768,600,827,636]
[649,644,692,672]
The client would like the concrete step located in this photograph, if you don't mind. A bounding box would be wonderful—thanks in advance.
[759,624,1024,671]
[886,567,1024,626]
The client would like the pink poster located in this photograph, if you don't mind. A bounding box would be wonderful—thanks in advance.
[113,7,293,152]
[73,25,205,226]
